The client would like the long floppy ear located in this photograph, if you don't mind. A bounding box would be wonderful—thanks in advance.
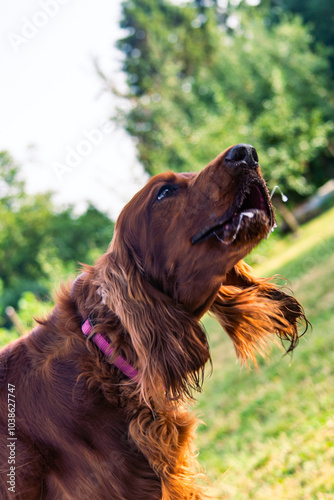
[210,260,309,365]
[96,252,210,404]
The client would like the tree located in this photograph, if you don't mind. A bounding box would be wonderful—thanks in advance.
[270,0,334,57]
[116,0,334,198]
[0,151,114,325]
[0,151,24,208]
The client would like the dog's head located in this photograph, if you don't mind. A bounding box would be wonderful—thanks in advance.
[111,144,274,315]
[82,144,307,402]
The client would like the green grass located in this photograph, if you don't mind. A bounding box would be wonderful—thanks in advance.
[248,206,334,278]
[197,207,334,499]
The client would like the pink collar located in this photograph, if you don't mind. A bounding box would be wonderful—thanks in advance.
[81,318,139,380]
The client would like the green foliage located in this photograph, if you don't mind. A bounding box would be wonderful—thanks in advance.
[0,292,53,346]
[0,328,19,348]
[270,0,334,57]
[117,0,334,198]
[0,151,114,326]
[15,291,53,332]
[0,151,24,208]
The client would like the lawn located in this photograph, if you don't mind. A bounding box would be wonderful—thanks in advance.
[197,207,334,499]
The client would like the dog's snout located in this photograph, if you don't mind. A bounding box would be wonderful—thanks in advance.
[225,143,259,169]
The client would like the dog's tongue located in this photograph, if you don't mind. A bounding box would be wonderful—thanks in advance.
[214,211,254,244]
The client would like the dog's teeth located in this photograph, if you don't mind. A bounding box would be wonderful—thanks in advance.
[240,211,254,218]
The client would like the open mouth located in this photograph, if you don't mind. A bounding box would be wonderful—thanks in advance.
[192,183,273,245]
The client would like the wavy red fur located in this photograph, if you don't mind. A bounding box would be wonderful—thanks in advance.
[0,145,308,499]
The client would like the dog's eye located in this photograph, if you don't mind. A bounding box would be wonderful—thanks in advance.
[156,185,178,201]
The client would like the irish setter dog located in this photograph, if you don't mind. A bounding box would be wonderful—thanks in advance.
[0,144,307,499]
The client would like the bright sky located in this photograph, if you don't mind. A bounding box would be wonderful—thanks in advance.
[0,0,148,220]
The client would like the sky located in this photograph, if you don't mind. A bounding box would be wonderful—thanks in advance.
[0,0,148,220]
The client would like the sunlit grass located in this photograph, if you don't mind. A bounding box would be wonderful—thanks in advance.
[249,205,334,277]
[198,207,334,499]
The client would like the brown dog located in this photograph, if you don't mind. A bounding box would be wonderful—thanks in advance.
[0,144,307,499]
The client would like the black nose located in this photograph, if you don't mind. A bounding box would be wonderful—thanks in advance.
[225,143,259,169]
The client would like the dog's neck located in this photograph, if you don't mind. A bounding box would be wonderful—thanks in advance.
[81,317,139,380]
